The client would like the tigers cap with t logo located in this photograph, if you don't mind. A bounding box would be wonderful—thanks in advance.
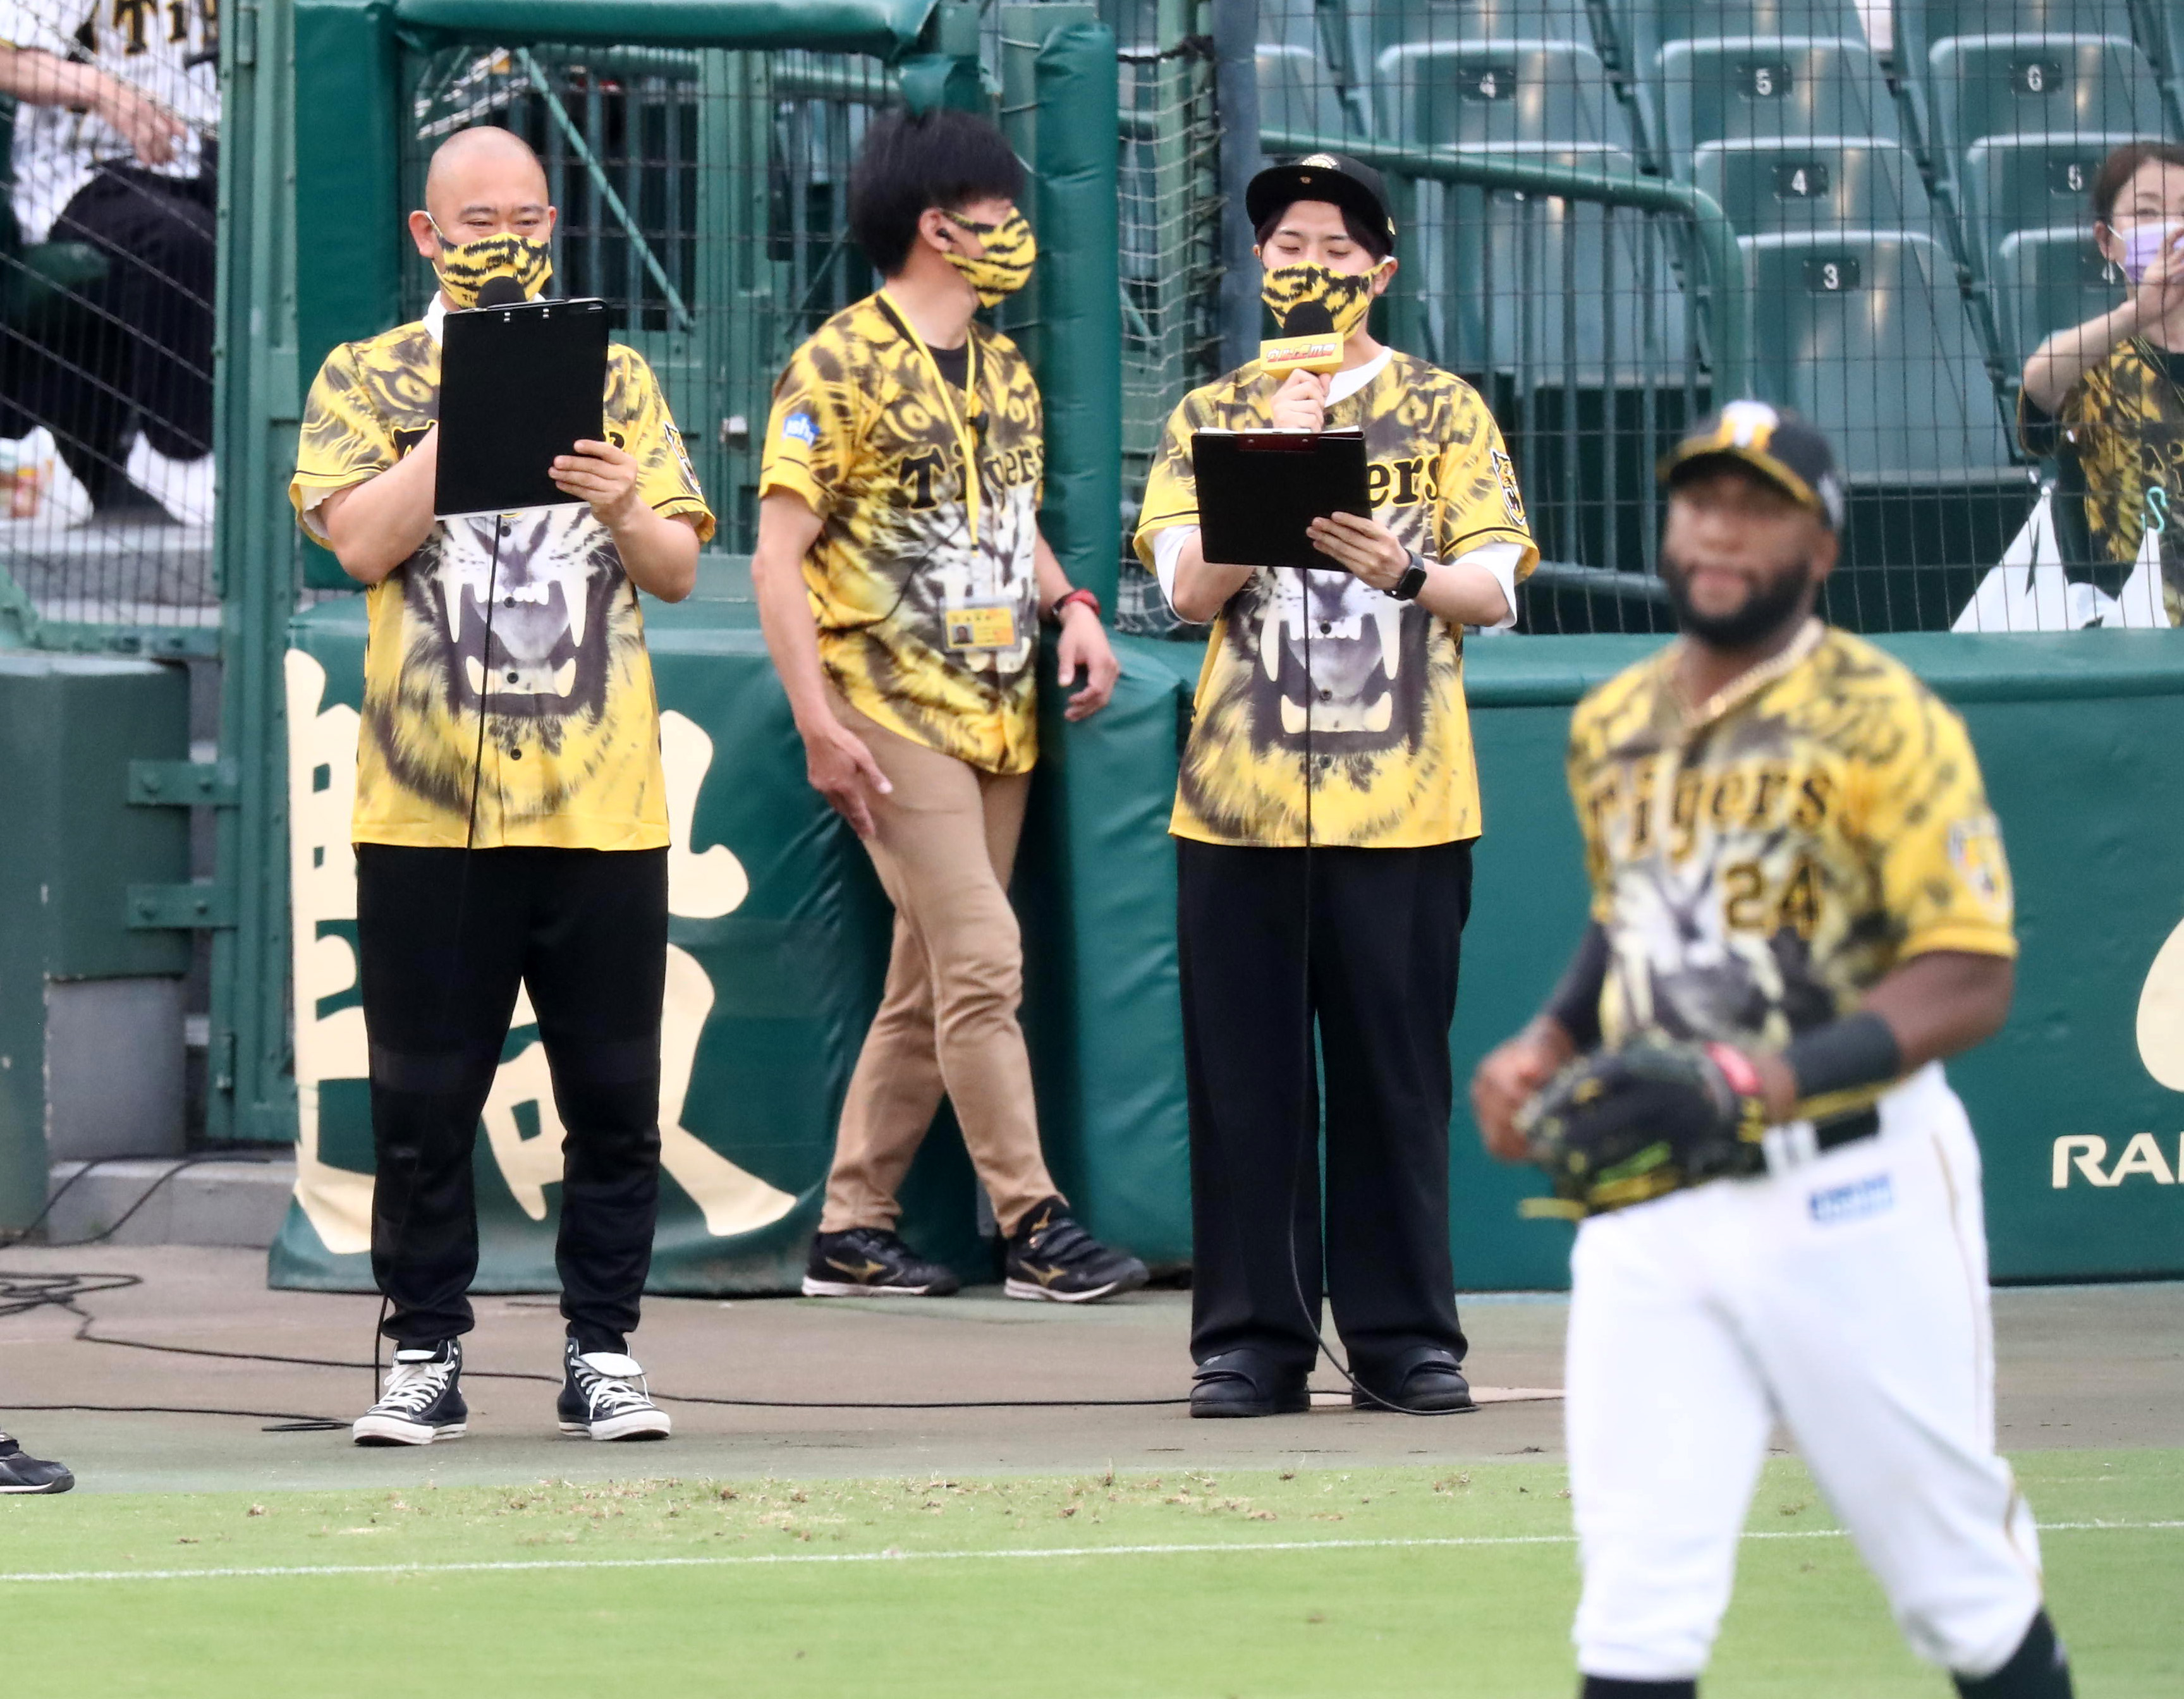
[1661,401,1846,532]
[1245,152,1398,248]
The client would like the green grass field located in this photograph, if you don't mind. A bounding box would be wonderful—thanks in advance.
[3,1449,2176,1696]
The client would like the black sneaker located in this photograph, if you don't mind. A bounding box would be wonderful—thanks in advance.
[557,1337,672,1442]
[802,1226,961,1297]
[1004,1197,1149,1303]
[0,1432,73,1494]
[352,1339,467,1446]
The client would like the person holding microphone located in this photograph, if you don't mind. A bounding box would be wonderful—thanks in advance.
[1133,153,1537,1416]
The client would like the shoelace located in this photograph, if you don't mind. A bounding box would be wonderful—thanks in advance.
[573,1360,655,1417]
[372,1357,452,1416]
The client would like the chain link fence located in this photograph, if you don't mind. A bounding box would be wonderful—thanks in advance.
[1220,0,2184,634]
[0,95,218,649]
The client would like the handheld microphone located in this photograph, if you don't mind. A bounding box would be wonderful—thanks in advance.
[473,276,529,309]
[1260,300,1343,379]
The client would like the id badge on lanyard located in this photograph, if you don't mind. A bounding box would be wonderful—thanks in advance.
[886,296,1013,654]
[944,595,1018,654]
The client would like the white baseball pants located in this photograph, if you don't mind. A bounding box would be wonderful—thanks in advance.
[1565,1064,2046,1683]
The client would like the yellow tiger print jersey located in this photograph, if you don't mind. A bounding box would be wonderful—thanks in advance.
[1568,623,2015,1114]
[2020,339,2184,625]
[760,293,1046,774]
[1133,351,1537,848]
[289,312,714,850]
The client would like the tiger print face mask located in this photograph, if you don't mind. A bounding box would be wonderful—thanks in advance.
[425,216,554,310]
[939,209,1037,307]
[1259,259,1390,339]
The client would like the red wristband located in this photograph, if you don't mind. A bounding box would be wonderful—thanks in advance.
[1702,1042,1765,1100]
[1049,587,1101,623]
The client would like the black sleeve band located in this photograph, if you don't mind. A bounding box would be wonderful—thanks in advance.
[1783,1011,1903,1104]
[1542,921,1610,1051]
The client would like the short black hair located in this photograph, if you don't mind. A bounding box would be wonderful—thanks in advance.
[848,108,1026,277]
[2092,139,2184,226]
[1253,204,1393,262]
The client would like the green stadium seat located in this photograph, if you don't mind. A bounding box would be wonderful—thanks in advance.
[1692,137,1936,238]
[1441,146,1696,385]
[1377,40,1631,152]
[1657,38,1904,178]
[1611,1,1870,68]
[1891,2,2141,76]
[1255,43,1353,140]
[1742,230,2016,481]
[1926,36,2166,190]
[1600,3,1870,167]
[1958,131,2139,279]
[1367,0,1599,53]
[1991,225,2126,369]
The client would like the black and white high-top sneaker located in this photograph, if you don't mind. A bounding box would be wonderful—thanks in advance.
[0,1432,73,1494]
[352,1339,467,1447]
[558,1337,672,1442]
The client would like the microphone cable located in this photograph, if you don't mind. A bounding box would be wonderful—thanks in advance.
[1276,512,1451,1417]
[363,507,505,1408]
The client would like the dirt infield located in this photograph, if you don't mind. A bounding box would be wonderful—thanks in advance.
[2,1248,2176,1494]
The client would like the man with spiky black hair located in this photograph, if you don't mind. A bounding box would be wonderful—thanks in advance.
[753,107,1144,1305]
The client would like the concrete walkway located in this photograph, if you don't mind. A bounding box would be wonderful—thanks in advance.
[2,1248,2176,1494]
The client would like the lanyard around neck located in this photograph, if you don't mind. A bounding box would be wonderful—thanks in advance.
[879,290,983,547]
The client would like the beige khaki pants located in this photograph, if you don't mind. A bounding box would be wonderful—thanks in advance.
[819,698,1056,1237]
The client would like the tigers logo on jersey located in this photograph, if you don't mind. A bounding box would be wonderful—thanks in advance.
[1492,448,1527,527]
[290,320,714,848]
[759,294,1047,775]
[1570,626,2016,1069]
[1947,816,2011,919]
[1136,348,1537,848]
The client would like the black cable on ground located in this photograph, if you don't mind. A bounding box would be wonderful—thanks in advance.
[3,1262,1193,1429]
[4,1152,274,1250]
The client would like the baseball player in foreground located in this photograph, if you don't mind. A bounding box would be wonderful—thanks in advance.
[1472,405,2073,1699]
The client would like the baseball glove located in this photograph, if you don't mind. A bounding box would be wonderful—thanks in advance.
[1516,1035,1772,1219]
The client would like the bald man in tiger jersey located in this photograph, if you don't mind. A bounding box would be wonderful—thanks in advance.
[752,107,1145,1306]
[1472,406,2072,1699]
[294,128,710,1447]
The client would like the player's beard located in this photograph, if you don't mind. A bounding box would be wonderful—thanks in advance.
[1659,547,1816,650]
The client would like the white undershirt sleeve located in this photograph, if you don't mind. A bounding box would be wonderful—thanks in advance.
[1151,524,1204,620]
[1455,540,1524,633]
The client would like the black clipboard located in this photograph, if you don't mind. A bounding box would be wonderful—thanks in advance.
[1193,428,1372,570]
[434,297,609,519]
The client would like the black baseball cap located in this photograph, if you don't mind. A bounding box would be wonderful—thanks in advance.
[1245,152,1398,253]
[1660,401,1845,531]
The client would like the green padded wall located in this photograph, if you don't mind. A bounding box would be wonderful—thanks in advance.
[0,655,190,1227]
[271,609,2184,1292]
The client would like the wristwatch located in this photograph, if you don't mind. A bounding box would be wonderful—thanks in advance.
[1389,552,1430,602]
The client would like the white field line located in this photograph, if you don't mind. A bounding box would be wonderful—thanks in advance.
[1,1521,2177,1586]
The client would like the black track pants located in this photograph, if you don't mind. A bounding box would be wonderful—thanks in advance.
[355,845,668,1352]
[3,164,216,502]
[1176,837,1472,1379]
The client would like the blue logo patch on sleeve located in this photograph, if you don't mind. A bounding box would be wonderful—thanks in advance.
[1808,1172,1893,1226]
[781,412,819,446]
